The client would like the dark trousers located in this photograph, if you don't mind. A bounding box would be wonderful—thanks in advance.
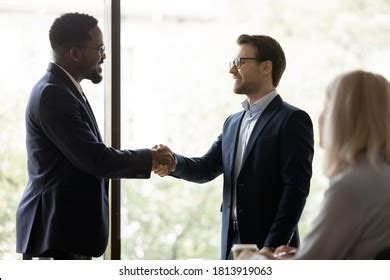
[23,250,92,260]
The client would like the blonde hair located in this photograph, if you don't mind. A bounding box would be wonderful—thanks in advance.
[322,70,390,177]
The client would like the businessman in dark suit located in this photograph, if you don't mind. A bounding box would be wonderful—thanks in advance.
[16,13,174,260]
[154,34,314,259]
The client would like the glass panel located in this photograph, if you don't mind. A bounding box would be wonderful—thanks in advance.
[120,0,390,259]
[0,1,104,259]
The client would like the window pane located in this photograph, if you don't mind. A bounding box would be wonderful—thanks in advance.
[120,0,390,259]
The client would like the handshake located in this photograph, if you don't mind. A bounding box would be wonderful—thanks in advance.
[150,144,176,177]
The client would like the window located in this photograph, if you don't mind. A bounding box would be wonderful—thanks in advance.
[119,0,390,259]
[1,0,389,260]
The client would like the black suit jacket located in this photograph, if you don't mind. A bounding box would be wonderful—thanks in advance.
[16,63,152,257]
[171,95,314,259]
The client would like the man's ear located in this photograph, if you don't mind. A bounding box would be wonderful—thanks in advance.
[69,47,81,62]
[262,60,273,75]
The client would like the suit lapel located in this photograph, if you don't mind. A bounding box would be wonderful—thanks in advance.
[47,63,103,142]
[241,95,283,167]
[226,111,245,178]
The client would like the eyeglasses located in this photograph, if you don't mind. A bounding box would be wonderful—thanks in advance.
[229,57,262,69]
[79,45,105,55]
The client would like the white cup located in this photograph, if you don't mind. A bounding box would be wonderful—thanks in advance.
[231,244,259,259]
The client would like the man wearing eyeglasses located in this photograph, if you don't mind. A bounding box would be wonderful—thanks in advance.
[16,12,175,260]
[154,34,314,260]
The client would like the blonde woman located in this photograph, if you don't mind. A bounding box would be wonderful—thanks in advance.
[240,70,390,259]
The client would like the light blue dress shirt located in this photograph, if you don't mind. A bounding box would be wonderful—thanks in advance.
[231,90,278,223]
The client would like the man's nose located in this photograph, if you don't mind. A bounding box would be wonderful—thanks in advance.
[229,65,237,74]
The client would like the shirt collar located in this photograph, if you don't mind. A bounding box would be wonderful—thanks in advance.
[241,89,278,116]
[53,62,84,96]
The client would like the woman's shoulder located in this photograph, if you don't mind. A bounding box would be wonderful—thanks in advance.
[328,161,390,198]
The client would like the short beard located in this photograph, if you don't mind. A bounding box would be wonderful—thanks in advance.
[234,82,257,95]
[86,69,103,84]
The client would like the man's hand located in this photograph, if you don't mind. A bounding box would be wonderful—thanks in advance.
[272,245,297,259]
[258,246,276,259]
[151,144,176,176]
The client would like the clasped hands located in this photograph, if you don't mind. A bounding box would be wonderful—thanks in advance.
[236,245,297,260]
[150,144,176,176]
